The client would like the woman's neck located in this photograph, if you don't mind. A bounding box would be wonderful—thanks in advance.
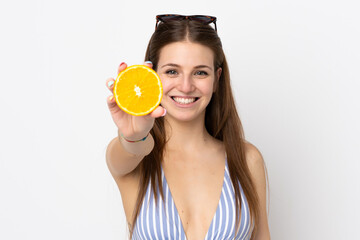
[163,114,213,153]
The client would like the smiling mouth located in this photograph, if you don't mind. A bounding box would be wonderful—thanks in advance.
[171,96,200,104]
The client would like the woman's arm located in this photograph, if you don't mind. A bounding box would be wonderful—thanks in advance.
[105,61,165,179]
[106,129,154,178]
[245,142,271,239]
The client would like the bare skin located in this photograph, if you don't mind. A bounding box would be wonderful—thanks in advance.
[105,42,270,239]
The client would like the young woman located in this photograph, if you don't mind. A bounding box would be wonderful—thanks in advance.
[105,15,270,240]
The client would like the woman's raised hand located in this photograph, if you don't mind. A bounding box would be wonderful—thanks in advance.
[106,62,166,141]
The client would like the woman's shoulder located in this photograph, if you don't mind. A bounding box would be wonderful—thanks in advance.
[243,140,266,176]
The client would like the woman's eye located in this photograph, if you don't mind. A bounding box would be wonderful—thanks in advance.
[195,71,208,76]
[166,70,177,75]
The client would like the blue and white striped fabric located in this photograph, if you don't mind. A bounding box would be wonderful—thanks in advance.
[132,157,252,240]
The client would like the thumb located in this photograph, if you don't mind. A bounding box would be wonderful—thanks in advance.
[149,106,166,118]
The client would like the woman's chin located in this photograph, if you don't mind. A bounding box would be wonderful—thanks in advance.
[165,111,204,123]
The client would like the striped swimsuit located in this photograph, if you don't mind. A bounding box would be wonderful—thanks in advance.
[132,157,253,240]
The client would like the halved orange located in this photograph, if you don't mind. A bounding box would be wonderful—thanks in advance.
[113,65,163,116]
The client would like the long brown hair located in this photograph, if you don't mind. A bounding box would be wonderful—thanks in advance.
[129,20,260,239]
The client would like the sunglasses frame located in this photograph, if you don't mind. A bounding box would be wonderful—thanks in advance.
[155,14,217,32]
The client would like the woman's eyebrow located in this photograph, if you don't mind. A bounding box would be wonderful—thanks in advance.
[194,65,212,70]
[160,63,180,69]
[160,63,212,70]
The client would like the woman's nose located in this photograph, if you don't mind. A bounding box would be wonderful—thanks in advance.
[177,75,195,93]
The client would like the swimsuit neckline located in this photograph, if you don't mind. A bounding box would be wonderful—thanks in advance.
[160,157,228,239]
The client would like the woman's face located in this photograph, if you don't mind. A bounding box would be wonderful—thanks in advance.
[157,41,221,123]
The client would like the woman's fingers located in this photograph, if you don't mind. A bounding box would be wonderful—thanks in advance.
[107,62,127,93]
[144,61,153,69]
[106,95,117,109]
[117,62,127,75]
[106,78,115,93]
[107,62,127,96]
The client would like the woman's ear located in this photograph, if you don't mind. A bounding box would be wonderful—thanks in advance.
[213,67,222,92]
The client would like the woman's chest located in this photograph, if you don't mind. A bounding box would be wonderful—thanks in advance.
[129,156,226,239]
[163,160,226,236]
[122,154,252,240]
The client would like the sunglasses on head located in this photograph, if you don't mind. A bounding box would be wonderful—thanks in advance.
[155,14,217,32]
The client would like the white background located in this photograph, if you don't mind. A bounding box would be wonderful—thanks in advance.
[1,0,359,239]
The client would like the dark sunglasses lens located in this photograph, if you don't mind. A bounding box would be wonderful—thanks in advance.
[158,15,183,22]
[191,16,214,24]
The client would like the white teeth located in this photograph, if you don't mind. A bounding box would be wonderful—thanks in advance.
[173,97,196,104]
